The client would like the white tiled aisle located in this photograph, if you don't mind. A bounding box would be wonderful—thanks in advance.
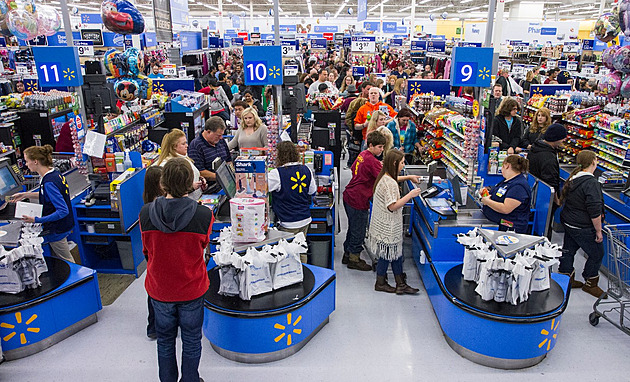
[1,167,629,381]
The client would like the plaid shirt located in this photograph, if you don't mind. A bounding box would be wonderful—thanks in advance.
[386,120,418,153]
[188,133,232,174]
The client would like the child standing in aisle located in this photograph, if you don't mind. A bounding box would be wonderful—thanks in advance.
[369,150,422,294]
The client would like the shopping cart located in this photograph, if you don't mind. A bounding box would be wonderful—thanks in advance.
[589,224,630,335]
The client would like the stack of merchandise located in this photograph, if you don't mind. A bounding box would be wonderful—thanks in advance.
[232,156,269,242]
[267,115,280,166]
[0,223,48,294]
[457,228,561,305]
[213,228,308,300]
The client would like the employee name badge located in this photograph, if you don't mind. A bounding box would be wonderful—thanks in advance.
[495,186,507,198]
[379,105,389,115]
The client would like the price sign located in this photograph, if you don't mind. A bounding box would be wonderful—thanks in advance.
[582,65,595,75]
[32,47,83,87]
[513,43,528,53]
[427,40,446,53]
[351,36,375,53]
[16,64,29,75]
[231,38,244,46]
[162,64,177,76]
[243,46,283,86]
[411,40,426,51]
[563,42,579,53]
[390,38,403,47]
[284,64,298,77]
[600,67,611,75]
[512,65,525,75]
[259,40,273,46]
[281,40,297,57]
[450,46,493,88]
[567,61,579,72]
[547,60,557,69]
[310,38,327,50]
[557,60,567,70]
[74,40,94,56]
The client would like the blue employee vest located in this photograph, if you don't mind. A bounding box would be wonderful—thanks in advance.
[271,165,312,224]
[39,169,74,234]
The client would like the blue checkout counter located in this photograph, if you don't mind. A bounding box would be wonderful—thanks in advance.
[406,165,570,369]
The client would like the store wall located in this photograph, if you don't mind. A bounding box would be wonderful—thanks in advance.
[464,20,580,43]
[435,20,465,40]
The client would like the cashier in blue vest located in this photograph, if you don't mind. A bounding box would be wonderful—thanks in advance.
[11,145,76,263]
[481,155,532,234]
[269,141,317,259]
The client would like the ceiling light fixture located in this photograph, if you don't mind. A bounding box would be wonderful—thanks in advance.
[428,5,448,12]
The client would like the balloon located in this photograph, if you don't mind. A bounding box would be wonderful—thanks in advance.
[324,11,330,19]
[240,11,246,18]
[36,5,62,37]
[621,0,630,37]
[114,77,139,102]
[103,48,120,77]
[268,9,273,16]
[347,7,353,15]
[136,75,152,99]
[620,75,630,98]
[441,12,448,19]
[429,14,434,22]
[594,12,621,43]
[101,0,145,35]
[6,9,38,40]
[602,45,620,69]
[613,45,630,73]
[71,6,78,14]
[123,47,145,77]
[191,19,198,28]
[598,71,622,98]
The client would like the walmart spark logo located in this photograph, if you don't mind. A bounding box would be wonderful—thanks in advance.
[532,86,543,94]
[63,68,76,81]
[409,81,421,95]
[269,65,281,79]
[273,313,302,346]
[538,318,560,351]
[290,170,307,193]
[25,80,38,92]
[1,312,40,345]
[478,67,490,80]
[153,81,165,93]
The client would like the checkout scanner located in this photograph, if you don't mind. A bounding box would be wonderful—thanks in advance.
[212,158,237,221]
[421,167,464,218]
[0,158,25,219]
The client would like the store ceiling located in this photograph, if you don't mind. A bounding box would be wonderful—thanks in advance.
[61,0,611,21]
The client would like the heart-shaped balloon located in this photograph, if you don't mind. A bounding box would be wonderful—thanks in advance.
[101,0,144,35]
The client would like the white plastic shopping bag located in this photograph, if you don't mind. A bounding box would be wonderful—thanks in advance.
[239,247,273,300]
[218,266,240,297]
[272,240,304,290]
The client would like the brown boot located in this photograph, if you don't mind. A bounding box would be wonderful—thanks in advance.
[559,270,584,288]
[347,253,371,271]
[395,274,419,295]
[582,276,608,299]
[375,275,396,293]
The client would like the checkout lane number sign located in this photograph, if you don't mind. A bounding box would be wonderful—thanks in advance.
[243,46,283,86]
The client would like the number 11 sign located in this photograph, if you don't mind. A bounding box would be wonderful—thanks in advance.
[450,46,493,88]
[32,46,83,88]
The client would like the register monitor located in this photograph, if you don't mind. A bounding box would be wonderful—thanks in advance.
[0,158,24,218]
[446,167,464,206]
[215,160,236,199]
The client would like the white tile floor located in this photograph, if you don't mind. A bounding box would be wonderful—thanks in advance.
[1,167,630,381]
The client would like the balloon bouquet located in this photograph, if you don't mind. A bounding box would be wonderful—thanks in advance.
[594,2,630,99]
[0,0,62,40]
[100,0,150,106]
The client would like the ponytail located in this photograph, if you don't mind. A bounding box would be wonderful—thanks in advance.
[559,150,597,204]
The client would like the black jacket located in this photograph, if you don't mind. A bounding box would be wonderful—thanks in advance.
[495,76,511,96]
[492,115,523,151]
[520,128,542,149]
[560,173,604,228]
[218,81,233,101]
[528,140,560,192]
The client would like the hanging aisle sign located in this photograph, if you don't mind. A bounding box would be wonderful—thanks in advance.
[32,47,83,87]
[357,0,367,22]
[153,0,173,42]
[351,36,376,53]
[231,38,244,46]
[352,66,366,77]
[243,46,283,86]
[310,39,327,50]
[390,39,403,47]
[450,46,494,88]
[411,40,427,51]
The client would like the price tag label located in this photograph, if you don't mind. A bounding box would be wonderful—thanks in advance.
[547,60,557,69]
[162,64,177,76]
[284,64,298,77]
[74,40,94,56]
[600,67,611,75]
[281,44,295,56]
[352,37,375,53]
[582,65,595,75]
[513,44,528,53]
[567,61,578,71]
[16,64,29,75]
[563,43,579,53]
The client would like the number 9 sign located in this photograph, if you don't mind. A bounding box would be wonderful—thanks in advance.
[449,46,493,88]
[455,62,478,85]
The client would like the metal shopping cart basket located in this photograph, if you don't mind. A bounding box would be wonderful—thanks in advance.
[589,224,630,335]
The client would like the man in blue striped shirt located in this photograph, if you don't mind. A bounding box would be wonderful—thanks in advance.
[188,116,232,193]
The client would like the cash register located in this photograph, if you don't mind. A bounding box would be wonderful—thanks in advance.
[210,159,237,221]
[0,158,25,220]
[421,167,463,218]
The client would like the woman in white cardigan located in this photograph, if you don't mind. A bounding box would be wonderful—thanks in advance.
[368,150,422,295]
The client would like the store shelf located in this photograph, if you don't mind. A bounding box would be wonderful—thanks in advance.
[594,145,626,160]
[441,153,467,174]
[443,134,465,152]
[442,142,469,165]
[106,119,140,138]
[596,136,629,151]
[443,123,465,140]
[47,108,74,120]
[79,231,126,237]
[0,149,15,159]
[76,217,121,222]
[596,125,630,140]
[563,119,588,129]
[598,160,629,176]
[596,154,624,168]
[566,131,593,140]
[441,156,467,182]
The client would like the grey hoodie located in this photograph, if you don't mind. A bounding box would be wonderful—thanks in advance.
[148,196,198,233]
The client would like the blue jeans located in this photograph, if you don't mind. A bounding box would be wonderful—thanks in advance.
[376,256,403,277]
[343,201,369,254]
[559,224,604,280]
[151,296,205,382]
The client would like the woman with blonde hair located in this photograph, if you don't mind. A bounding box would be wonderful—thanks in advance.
[155,129,204,200]
[521,70,535,97]
[366,110,394,156]
[386,78,407,109]
[228,106,268,151]
[521,107,551,150]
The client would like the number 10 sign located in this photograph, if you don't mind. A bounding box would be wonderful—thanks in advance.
[243,46,283,86]
[449,46,493,88]
[32,47,83,88]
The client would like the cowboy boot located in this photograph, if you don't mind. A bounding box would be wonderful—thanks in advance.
[582,276,608,299]
[375,275,396,293]
[395,274,419,295]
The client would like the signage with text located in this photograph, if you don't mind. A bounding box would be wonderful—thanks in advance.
[352,66,366,77]
[450,47,493,88]
[243,46,283,86]
[427,40,446,53]
[80,29,103,46]
[32,47,83,87]
[281,40,298,56]
[74,40,94,56]
[310,38,327,50]
[411,40,426,51]
[352,36,376,53]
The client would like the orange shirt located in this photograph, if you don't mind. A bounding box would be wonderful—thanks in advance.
[354,102,397,140]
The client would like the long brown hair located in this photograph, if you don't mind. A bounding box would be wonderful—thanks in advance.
[530,107,551,134]
[496,97,520,117]
[560,150,597,204]
[143,166,164,203]
[373,149,404,193]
